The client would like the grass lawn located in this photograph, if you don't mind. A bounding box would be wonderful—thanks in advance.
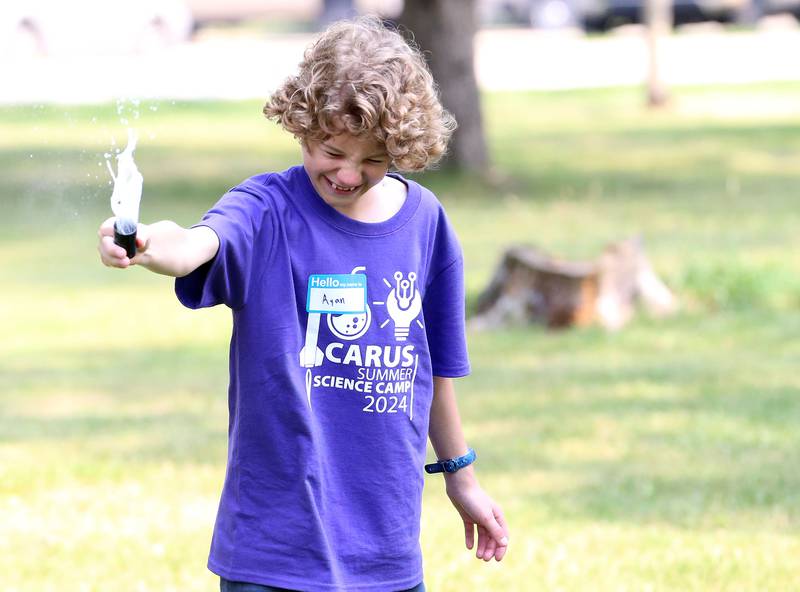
[1,82,799,591]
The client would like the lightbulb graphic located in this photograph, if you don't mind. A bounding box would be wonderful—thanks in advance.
[386,271,422,341]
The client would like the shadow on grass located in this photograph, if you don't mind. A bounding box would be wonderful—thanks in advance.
[0,411,226,464]
[532,463,800,530]
[0,344,229,465]
[457,315,800,529]
[3,318,799,530]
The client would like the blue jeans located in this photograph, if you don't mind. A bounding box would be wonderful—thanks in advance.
[220,577,426,592]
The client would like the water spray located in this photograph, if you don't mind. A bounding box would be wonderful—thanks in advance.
[106,128,143,258]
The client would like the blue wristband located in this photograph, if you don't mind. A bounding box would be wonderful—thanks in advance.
[424,448,476,474]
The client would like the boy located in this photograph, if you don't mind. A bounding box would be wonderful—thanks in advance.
[98,16,508,592]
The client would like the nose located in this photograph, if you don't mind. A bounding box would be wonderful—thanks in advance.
[335,164,362,187]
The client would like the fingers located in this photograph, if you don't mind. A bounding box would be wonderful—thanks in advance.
[464,519,475,550]
[134,221,149,249]
[475,505,509,562]
[482,534,497,562]
[491,506,509,561]
[485,506,509,546]
[98,235,131,268]
[98,217,144,269]
[98,216,116,238]
[494,540,508,562]
[452,488,509,563]
[475,524,488,560]
[476,523,507,562]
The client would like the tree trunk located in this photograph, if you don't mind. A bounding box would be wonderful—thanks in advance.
[399,0,489,171]
[319,0,357,27]
[644,0,673,108]
[472,238,678,331]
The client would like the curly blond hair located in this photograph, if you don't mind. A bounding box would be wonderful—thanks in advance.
[264,16,455,172]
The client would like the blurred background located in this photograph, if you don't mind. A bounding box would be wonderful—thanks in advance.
[1,1,799,591]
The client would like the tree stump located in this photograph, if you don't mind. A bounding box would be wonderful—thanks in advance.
[471,237,677,331]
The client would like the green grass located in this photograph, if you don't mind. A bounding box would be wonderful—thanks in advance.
[2,82,800,591]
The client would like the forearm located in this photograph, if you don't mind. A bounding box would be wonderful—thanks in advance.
[429,376,469,457]
[430,377,509,560]
[136,221,219,277]
[429,376,476,486]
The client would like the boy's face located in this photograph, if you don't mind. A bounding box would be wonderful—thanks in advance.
[302,133,391,217]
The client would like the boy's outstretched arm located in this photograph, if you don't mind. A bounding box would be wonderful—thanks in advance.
[97,217,219,277]
[428,376,509,562]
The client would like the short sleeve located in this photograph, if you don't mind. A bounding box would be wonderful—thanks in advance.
[175,189,271,310]
[423,254,471,378]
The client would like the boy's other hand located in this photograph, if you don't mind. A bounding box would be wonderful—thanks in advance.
[97,217,149,269]
[445,470,509,562]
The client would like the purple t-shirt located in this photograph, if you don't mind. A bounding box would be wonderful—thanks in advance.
[175,165,470,591]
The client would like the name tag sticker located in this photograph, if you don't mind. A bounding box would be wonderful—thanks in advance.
[306,274,367,314]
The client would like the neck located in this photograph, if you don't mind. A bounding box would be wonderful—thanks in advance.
[337,176,407,223]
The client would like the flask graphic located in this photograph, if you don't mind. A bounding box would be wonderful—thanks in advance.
[386,272,421,341]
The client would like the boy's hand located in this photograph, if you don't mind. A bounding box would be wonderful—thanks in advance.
[97,217,150,269]
[445,469,509,562]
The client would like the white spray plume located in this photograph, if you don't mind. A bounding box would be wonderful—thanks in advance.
[107,128,143,223]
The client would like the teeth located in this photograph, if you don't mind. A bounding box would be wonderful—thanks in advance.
[331,181,356,192]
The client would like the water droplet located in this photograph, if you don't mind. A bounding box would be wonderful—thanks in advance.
[29,154,34,158]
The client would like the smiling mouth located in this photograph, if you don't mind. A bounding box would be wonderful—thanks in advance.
[325,177,360,194]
